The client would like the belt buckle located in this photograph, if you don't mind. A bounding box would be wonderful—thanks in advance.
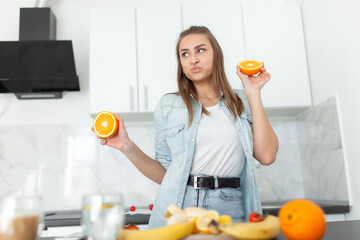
[193,176,208,190]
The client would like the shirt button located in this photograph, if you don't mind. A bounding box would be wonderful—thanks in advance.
[183,181,186,184]
[191,139,194,142]
[177,203,181,206]
[188,160,191,163]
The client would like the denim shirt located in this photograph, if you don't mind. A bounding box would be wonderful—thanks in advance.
[148,89,262,228]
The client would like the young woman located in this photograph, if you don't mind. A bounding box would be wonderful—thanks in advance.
[94,26,279,228]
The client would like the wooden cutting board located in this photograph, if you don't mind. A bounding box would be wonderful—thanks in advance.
[183,233,235,239]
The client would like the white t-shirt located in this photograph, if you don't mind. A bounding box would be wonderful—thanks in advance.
[190,103,245,176]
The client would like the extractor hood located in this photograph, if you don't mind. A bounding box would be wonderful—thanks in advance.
[0,40,79,98]
[0,7,79,99]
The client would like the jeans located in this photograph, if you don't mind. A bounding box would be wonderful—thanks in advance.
[182,185,245,222]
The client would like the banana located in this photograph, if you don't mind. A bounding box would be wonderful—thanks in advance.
[219,215,280,240]
[166,212,187,225]
[167,203,185,215]
[184,206,208,219]
[118,221,194,240]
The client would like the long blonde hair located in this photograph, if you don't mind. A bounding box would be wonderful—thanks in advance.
[175,26,244,126]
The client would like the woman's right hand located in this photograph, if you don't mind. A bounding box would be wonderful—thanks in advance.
[91,114,133,153]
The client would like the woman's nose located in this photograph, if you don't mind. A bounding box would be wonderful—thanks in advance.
[190,54,199,64]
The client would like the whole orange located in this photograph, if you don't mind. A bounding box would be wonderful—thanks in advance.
[278,199,326,240]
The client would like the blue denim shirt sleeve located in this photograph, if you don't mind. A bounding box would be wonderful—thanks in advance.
[153,96,172,170]
[234,89,252,120]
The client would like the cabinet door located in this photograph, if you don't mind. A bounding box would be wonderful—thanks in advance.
[89,7,138,115]
[137,6,181,112]
[242,3,311,108]
[182,4,246,89]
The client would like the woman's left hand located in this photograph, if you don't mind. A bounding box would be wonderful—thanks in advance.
[236,63,278,165]
[236,63,271,95]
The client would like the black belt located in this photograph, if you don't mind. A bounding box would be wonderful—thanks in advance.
[187,176,241,189]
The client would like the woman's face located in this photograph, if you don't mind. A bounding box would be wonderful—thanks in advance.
[179,34,214,84]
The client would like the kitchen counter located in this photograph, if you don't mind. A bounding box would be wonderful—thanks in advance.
[261,199,349,216]
[185,220,360,240]
[43,200,349,228]
[44,209,151,229]
[39,220,360,240]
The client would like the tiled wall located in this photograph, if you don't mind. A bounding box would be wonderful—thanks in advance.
[0,123,160,210]
[259,95,349,202]
[255,118,305,201]
[0,96,349,211]
[296,96,349,201]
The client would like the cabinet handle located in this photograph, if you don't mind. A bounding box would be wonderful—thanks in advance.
[129,85,135,110]
[143,85,148,110]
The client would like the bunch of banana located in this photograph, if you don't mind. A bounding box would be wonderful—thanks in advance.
[165,203,229,234]
[118,221,193,240]
[118,203,195,240]
[167,202,280,240]
[219,215,280,240]
[165,203,208,225]
[119,203,280,240]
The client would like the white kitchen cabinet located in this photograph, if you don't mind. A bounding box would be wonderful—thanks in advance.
[90,6,181,117]
[182,4,246,90]
[242,3,312,109]
[89,7,137,115]
[89,3,312,118]
[136,6,181,112]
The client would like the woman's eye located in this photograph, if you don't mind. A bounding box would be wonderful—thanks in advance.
[182,52,189,57]
[198,49,205,53]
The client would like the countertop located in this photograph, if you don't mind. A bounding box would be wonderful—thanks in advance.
[39,220,360,240]
[44,200,349,228]
[44,208,152,229]
[184,220,360,240]
[261,199,349,216]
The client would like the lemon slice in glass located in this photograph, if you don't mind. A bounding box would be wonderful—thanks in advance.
[83,203,115,210]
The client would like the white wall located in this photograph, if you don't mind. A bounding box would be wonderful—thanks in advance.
[299,0,360,220]
[1,0,359,220]
[0,0,91,125]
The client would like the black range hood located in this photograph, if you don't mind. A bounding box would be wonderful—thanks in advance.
[0,8,79,99]
[0,40,79,98]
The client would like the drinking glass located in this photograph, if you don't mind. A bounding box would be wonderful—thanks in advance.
[0,196,43,240]
[81,193,124,240]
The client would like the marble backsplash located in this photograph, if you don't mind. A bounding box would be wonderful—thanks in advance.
[254,118,305,201]
[257,95,349,202]
[0,96,349,211]
[296,96,349,201]
[0,123,160,210]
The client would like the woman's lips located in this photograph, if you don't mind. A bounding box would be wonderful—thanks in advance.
[191,67,201,73]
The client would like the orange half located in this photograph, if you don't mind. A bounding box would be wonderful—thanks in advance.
[93,111,119,138]
[238,60,263,76]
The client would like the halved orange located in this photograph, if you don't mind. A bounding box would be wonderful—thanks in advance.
[93,111,119,138]
[238,60,263,76]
